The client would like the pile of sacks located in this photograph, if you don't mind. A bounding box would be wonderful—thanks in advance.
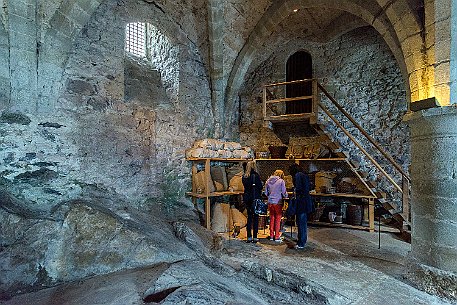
[186,138,254,159]
[193,162,245,194]
[212,203,247,233]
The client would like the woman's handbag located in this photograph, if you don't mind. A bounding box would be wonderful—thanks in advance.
[254,198,268,215]
[251,174,267,215]
[286,197,297,216]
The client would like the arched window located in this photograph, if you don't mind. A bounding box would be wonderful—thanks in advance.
[125,22,147,58]
[286,51,313,114]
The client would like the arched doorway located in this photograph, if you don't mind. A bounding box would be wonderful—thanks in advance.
[286,51,313,114]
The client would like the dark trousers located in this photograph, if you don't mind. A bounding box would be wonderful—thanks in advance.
[246,205,259,238]
[296,212,308,247]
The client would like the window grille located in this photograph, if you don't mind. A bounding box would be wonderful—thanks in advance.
[125,22,146,57]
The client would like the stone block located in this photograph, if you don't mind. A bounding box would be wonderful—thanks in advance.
[413,196,457,223]
[73,0,102,15]
[434,39,451,63]
[401,33,423,58]
[411,227,457,272]
[51,11,76,39]
[412,178,457,199]
[8,13,35,36]
[434,61,451,84]
[8,0,35,20]
[412,214,457,248]
[432,83,450,105]
[9,30,36,51]
[67,4,91,28]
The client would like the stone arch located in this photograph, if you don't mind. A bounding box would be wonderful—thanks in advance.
[225,0,424,129]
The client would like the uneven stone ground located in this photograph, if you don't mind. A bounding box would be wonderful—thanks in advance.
[3,222,452,305]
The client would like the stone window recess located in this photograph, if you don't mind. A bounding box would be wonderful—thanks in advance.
[125,22,147,58]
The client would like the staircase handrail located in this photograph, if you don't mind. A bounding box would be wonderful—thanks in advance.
[318,102,403,193]
[318,83,410,182]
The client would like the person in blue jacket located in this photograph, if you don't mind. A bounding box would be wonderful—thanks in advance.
[289,163,313,249]
[242,161,263,243]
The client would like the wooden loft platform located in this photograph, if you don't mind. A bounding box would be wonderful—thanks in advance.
[263,79,318,125]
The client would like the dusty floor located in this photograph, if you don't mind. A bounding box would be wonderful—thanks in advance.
[2,223,452,305]
[221,223,451,305]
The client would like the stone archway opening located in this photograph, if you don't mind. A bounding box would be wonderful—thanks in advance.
[285,50,313,114]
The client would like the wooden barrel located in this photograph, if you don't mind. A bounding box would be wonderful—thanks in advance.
[346,204,362,226]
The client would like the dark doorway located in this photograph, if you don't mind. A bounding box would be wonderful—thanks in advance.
[286,51,313,114]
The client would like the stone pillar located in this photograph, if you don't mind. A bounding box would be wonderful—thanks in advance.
[451,0,457,104]
[405,107,457,299]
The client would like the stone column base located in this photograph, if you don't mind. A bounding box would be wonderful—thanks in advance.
[406,259,457,301]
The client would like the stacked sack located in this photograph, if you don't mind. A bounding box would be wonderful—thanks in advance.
[186,138,254,159]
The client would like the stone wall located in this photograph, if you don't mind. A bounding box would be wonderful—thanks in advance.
[239,27,409,198]
[0,0,213,294]
[1,0,212,210]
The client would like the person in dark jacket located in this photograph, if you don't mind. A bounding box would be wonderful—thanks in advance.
[289,163,313,249]
[242,161,263,243]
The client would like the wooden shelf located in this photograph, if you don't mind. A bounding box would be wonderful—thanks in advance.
[310,192,376,199]
[186,158,250,162]
[308,221,373,232]
[255,158,347,161]
[186,191,244,198]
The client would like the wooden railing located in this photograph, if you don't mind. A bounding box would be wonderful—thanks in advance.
[263,78,318,124]
[262,79,411,222]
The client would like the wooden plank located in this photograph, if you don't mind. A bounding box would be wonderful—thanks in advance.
[369,198,374,232]
[310,192,376,199]
[266,96,314,104]
[205,197,211,229]
[186,158,250,162]
[263,87,267,121]
[255,158,347,161]
[266,113,315,122]
[265,78,313,87]
[192,163,197,193]
[310,79,318,124]
[186,191,244,198]
[402,177,410,222]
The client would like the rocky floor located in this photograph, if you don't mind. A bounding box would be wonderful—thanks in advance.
[2,224,453,305]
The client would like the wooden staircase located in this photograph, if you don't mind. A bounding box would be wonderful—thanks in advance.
[262,79,411,240]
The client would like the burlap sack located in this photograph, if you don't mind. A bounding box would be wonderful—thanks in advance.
[230,206,247,228]
[194,170,216,193]
[229,175,244,192]
[223,142,242,151]
[226,164,243,182]
[212,203,230,232]
[217,149,233,159]
[211,166,228,190]
[232,149,249,159]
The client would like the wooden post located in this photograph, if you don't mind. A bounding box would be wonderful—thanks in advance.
[402,176,410,222]
[263,86,267,121]
[205,197,211,229]
[205,158,211,229]
[369,198,374,232]
[192,163,197,193]
[311,79,318,124]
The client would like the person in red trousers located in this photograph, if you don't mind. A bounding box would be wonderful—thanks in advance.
[265,169,288,242]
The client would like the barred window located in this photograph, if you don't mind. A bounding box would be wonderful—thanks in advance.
[125,22,146,57]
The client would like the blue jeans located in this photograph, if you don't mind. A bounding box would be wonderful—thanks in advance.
[296,212,308,247]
